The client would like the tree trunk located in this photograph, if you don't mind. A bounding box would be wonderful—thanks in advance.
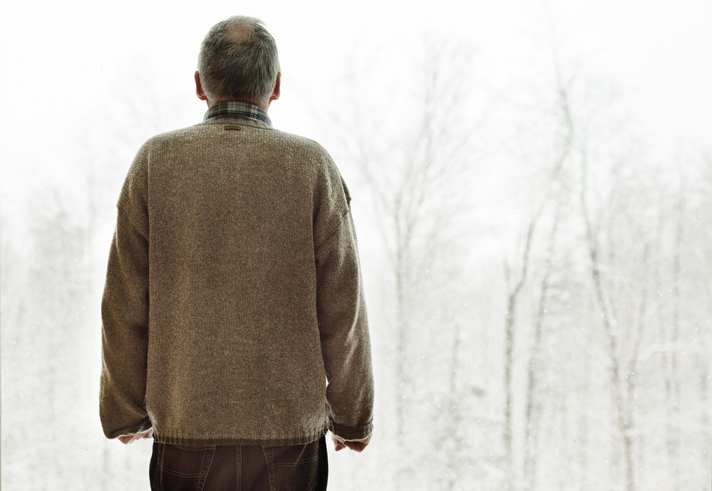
[523,205,561,489]
[502,217,538,489]
[579,151,636,491]
[666,186,684,488]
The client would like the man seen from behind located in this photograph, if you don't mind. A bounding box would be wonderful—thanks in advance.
[99,15,374,490]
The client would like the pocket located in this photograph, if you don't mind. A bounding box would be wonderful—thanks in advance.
[271,442,320,467]
[265,438,325,491]
[150,442,216,491]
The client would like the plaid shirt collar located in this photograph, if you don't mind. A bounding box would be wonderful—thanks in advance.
[203,101,272,127]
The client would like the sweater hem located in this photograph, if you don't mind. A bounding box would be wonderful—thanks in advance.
[153,427,328,447]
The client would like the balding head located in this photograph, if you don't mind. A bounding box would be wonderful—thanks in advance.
[197,16,280,106]
[227,22,252,39]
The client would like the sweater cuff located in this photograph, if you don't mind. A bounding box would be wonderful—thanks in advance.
[328,419,373,441]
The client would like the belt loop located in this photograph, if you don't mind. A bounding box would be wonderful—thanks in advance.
[262,446,277,491]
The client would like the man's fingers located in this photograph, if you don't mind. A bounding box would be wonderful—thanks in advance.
[332,435,346,451]
[331,434,370,452]
[344,441,366,452]
[344,434,370,452]
[118,428,153,445]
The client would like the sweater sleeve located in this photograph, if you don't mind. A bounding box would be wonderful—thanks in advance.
[315,206,375,441]
[99,146,152,439]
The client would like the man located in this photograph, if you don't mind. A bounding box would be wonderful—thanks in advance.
[100,16,374,490]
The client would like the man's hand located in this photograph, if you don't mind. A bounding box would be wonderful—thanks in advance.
[118,428,154,445]
[332,434,371,452]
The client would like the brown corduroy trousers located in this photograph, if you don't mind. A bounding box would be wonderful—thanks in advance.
[149,436,328,491]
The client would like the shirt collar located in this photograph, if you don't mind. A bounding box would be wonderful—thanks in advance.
[203,101,272,127]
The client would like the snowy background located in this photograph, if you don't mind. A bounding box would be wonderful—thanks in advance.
[2,0,711,489]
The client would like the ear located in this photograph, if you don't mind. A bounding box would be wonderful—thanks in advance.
[269,72,281,102]
[195,71,208,102]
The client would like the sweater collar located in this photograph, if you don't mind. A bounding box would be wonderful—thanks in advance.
[203,101,272,127]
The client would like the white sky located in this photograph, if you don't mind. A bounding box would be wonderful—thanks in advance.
[1,0,711,194]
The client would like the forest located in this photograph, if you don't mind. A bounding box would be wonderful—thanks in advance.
[1,5,710,491]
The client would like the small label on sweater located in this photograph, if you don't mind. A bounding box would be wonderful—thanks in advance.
[224,125,242,131]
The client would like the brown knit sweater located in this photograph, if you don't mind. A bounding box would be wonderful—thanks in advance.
[100,115,374,445]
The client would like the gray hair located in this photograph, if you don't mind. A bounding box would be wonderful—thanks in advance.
[198,16,280,104]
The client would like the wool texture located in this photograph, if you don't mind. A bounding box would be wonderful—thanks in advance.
[100,115,374,446]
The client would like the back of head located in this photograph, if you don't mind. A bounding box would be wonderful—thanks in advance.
[198,16,280,106]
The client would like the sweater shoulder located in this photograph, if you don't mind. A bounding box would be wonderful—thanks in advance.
[265,128,338,168]
[138,123,207,151]
[140,124,336,167]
